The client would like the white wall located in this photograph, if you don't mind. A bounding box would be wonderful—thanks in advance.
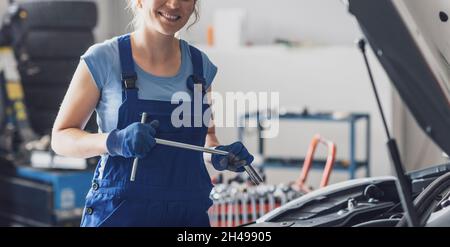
[109,0,361,46]
[202,45,393,183]
[0,1,7,17]
[183,0,362,45]
[13,0,360,46]
[92,0,129,41]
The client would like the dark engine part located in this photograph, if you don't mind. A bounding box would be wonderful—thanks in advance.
[247,164,450,227]
[247,177,401,227]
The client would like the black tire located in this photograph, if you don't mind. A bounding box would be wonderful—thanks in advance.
[14,1,98,30]
[18,59,79,86]
[15,30,94,59]
[85,114,98,133]
[0,72,6,131]
[0,25,12,46]
[22,86,67,111]
[27,109,97,135]
[27,109,58,135]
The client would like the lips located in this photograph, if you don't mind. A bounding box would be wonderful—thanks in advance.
[158,11,181,22]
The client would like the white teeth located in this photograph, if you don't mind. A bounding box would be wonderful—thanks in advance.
[160,12,180,20]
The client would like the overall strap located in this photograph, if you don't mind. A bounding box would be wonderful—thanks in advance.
[188,45,209,128]
[118,34,137,90]
[188,45,207,93]
[189,45,204,79]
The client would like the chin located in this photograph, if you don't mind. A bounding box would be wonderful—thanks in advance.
[158,29,178,36]
[147,23,184,36]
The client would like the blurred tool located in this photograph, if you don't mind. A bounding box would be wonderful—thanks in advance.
[0,45,38,162]
[292,134,337,193]
[208,183,303,227]
[207,25,214,47]
[208,135,337,227]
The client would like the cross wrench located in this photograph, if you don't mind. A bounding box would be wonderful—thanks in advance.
[155,138,262,185]
[130,113,263,185]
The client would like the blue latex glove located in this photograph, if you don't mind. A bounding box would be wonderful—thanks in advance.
[106,120,159,158]
[211,142,254,173]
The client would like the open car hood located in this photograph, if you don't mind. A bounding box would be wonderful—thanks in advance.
[348,0,450,155]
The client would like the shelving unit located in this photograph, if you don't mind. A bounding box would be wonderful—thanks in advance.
[239,111,371,179]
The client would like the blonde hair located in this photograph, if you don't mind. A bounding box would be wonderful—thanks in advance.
[126,0,199,30]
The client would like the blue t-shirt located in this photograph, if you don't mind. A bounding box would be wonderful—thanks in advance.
[81,36,218,134]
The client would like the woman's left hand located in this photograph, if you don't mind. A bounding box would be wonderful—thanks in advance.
[211,142,254,172]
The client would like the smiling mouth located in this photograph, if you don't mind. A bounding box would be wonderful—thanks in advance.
[158,11,181,22]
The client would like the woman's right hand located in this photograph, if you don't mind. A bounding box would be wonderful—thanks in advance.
[106,120,159,158]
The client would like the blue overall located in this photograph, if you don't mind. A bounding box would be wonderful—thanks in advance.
[81,35,213,227]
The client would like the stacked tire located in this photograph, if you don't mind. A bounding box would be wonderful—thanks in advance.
[9,1,98,135]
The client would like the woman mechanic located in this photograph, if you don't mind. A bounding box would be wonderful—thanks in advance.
[51,0,254,227]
